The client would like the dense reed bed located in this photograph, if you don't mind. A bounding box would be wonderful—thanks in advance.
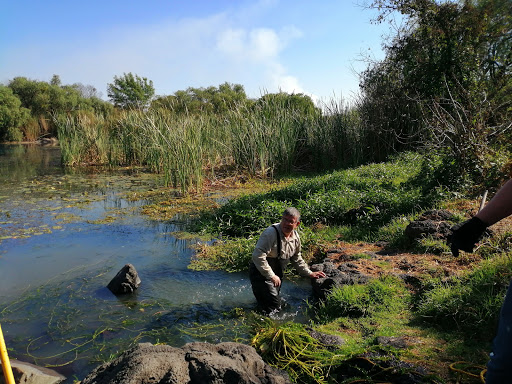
[54,97,364,193]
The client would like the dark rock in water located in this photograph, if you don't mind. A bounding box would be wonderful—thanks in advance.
[107,264,141,295]
[81,342,291,384]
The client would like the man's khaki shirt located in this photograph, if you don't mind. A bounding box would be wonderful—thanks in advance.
[252,223,312,280]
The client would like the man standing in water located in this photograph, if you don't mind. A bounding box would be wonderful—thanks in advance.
[249,207,326,314]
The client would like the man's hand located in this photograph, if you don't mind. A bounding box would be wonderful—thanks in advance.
[271,275,281,287]
[309,271,326,279]
[447,216,488,257]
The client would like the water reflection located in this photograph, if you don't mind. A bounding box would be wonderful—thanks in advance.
[0,144,313,383]
[0,144,63,182]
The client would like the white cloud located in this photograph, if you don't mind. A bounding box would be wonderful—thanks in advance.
[216,28,247,58]
[248,28,281,60]
[264,62,319,104]
[216,26,300,62]
[215,24,306,97]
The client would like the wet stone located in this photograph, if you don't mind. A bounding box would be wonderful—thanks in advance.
[107,264,141,295]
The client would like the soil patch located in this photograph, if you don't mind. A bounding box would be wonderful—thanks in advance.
[322,241,480,281]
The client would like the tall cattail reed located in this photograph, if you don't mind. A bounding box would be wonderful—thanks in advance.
[54,94,368,193]
[55,112,110,166]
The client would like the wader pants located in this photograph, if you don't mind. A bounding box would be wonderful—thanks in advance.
[486,281,512,383]
[249,257,283,314]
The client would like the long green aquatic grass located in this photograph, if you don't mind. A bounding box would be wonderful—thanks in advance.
[116,110,211,191]
[55,112,110,166]
[250,318,352,383]
[306,98,364,170]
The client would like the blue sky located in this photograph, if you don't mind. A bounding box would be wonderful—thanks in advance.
[1,0,395,104]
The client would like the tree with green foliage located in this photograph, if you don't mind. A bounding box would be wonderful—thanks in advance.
[253,92,320,117]
[359,0,512,179]
[8,75,115,139]
[0,85,30,141]
[151,82,249,114]
[8,75,88,116]
[107,72,155,110]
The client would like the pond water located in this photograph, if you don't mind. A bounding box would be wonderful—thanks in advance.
[0,144,313,382]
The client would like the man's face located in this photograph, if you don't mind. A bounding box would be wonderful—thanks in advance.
[280,214,300,236]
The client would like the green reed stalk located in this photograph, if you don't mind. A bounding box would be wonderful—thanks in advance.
[55,112,109,166]
[54,93,368,191]
[226,101,304,175]
[305,97,364,170]
[124,109,214,193]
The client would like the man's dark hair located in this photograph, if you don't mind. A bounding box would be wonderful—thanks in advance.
[283,207,301,221]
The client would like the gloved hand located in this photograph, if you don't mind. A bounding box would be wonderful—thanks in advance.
[447,216,488,257]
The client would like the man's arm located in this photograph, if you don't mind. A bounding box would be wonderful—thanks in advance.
[476,180,512,226]
[252,226,280,286]
[449,179,512,256]
[289,236,326,279]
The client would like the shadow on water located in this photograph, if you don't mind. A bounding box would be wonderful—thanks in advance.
[0,144,315,383]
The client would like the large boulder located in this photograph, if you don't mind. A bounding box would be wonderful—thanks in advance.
[0,359,65,384]
[107,264,141,295]
[81,342,291,384]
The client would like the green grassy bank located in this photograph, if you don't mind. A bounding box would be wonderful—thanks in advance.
[187,152,512,383]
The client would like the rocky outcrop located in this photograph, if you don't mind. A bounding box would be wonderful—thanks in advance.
[404,209,456,241]
[107,264,141,295]
[81,342,291,384]
[0,359,65,384]
[310,261,371,300]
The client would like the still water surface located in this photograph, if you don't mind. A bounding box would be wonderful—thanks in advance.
[0,144,312,382]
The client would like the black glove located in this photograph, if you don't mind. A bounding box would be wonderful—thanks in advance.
[447,217,488,257]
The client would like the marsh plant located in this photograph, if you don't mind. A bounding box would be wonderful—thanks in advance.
[54,95,374,193]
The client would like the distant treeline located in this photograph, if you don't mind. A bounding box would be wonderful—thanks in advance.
[1,0,510,193]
